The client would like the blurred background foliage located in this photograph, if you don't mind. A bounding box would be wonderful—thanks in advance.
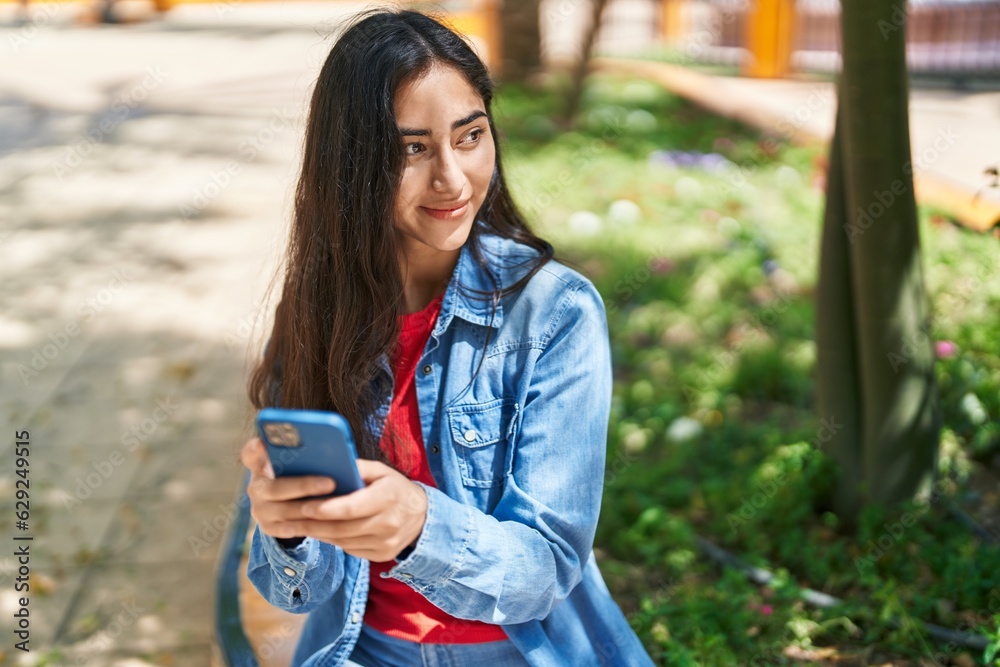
[494,72,1000,665]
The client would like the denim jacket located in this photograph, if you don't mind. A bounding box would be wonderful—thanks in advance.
[247,222,656,667]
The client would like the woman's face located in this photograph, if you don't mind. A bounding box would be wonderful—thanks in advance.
[392,63,496,260]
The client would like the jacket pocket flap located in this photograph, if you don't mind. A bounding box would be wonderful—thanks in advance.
[447,398,514,449]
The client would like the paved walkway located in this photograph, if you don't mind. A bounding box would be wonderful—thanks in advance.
[0,13,340,666]
[0,5,997,666]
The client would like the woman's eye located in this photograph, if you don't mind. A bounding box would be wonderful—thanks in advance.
[404,129,483,156]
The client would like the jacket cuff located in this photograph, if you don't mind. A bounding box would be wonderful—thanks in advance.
[380,482,475,589]
[276,536,306,549]
[257,528,321,587]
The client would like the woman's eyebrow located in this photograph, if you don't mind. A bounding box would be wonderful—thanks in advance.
[398,110,487,137]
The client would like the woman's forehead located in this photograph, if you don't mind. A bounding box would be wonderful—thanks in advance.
[394,64,485,131]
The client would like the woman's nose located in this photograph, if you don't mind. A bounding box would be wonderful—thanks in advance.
[431,147,465,194]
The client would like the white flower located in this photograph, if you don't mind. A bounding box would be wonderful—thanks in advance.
[667,416,703,444]
[608,199,642,225]
[567,210,602,236]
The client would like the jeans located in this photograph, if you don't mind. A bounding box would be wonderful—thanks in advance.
[345,622,532,667]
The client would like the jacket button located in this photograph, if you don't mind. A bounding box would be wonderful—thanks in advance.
[463,429,476,442]
[431,444,439,454]
[283,567,296,577]
[351,612,361,623]
[421,364,432,375]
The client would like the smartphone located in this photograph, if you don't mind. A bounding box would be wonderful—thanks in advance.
[255,408,365,500]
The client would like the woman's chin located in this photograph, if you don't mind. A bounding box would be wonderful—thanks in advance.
[416,222,474,252]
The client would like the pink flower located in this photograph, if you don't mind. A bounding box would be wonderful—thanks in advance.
[713,137,736,153]
[935,341,958,359]
[760,605,773,616]
[650,257,675,275]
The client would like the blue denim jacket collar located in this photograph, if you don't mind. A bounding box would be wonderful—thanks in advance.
[375,221,513,383]
[372,221,512,433]
[432,221,508,335]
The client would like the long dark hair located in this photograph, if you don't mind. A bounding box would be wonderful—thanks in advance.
[247,9,560,469]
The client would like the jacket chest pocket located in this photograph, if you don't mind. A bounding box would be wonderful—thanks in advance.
[447,397,519,488]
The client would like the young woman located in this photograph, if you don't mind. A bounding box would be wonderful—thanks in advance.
[239,9,655,667]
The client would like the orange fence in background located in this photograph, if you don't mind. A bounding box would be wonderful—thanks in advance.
[435,0,502,74]
[660,0,684,45]
[656,0,1000,78]
[743,0,794,78]
[1,0,502,73]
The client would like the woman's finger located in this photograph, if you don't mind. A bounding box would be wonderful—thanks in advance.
[262,476,337,503]
[239,437,270,476]
[253,498,315,525]
[295,515,381,541]
[261,519,313,540]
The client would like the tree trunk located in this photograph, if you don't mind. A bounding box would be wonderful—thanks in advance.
[499,0,542,84]
[815,0,940,522]
[560,0,612,126]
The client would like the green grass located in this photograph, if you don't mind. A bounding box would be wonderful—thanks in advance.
[495,74,1000,666]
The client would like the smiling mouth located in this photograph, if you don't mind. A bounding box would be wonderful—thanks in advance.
[420,200,470,219]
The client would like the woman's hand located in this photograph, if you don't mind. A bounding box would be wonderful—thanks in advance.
[297,460,428,563]
[239,437,428,562]
[240,436,333,540]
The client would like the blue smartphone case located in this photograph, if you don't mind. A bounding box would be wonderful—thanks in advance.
[255,408,365,499]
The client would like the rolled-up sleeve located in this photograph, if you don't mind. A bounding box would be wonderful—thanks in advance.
[247,523,347,614]
[380,278,612,624]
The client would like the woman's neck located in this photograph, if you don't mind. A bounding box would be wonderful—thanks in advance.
[398,245,460,314]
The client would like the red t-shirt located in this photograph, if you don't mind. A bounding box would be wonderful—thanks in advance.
[364,290,509,643]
